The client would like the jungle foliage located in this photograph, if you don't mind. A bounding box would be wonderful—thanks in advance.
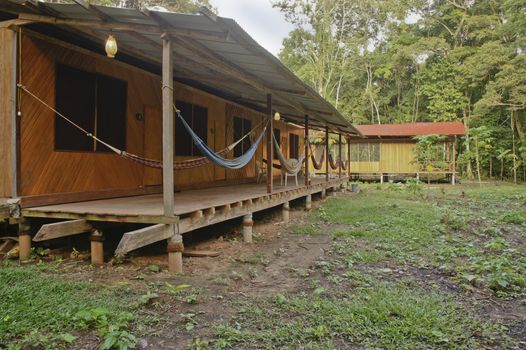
[273,0,526,181]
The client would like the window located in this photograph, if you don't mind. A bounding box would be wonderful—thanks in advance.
[175,101,208,156]
[349,143,380,162]
[233,116,252,157]
[289,134,299,159]
[273,128,281,160]
[55,64,127,152]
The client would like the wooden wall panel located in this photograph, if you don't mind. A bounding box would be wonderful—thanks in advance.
[380,143,417,172]
[350,161,380,173]
[19,32,274,198]
[0,29,16,197]
[19,34,149,196]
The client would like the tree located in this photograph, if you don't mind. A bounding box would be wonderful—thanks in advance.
[85,0,216,13]
[275,0,526,182]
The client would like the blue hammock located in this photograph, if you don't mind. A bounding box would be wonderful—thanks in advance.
[176,110,268,170]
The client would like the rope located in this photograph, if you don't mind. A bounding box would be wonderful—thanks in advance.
[18,84,268,170]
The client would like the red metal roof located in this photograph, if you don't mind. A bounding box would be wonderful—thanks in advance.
[355,122,465,137]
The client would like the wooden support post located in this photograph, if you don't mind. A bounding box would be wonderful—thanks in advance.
[347,136,351,179]
[452,136,457,185]
[18,218,31,261]
[266,94,273,193]
[242,213,253,243]
[338,133,342,179]
[161,33,174,217]
[0,29,18,197]
[305,194,312,211]
[162,34,182,273]
[321,189,326,199]
[304,115,309,186]
[380,173,384,184]
[325,126,329,182]
[167,234,183,273]
[282,201,290,223]
[90,230,104,266]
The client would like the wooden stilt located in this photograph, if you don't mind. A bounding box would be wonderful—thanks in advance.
[242,213,253,243]
[282,201,290,223]
[18,218,31,261]
[90,230,104,266]
[305,194,312,211]
[380,173,384,184]
[321,189,326,199]
[167,234,183,273]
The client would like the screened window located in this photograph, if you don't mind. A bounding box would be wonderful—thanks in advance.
[349,143,380,162]
[233,116,252,157]
[55,64,127,152]
[175,101,208,156]
[289,133,299,159]
[273,128,281,160]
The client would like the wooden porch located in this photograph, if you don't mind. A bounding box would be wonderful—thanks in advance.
[18,176,348,260]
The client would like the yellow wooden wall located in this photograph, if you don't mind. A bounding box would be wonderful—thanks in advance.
[349,142,418,173]
[379,143,418,172]
[17,31,293,197]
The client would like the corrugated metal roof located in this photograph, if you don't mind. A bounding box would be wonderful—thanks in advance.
[0,1,360,135]
[355,122,466,137]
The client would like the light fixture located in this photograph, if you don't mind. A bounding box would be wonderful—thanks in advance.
[273,111,281,121]
[105,34,118,58]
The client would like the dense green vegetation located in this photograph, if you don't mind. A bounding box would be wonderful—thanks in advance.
[273,0,526,182]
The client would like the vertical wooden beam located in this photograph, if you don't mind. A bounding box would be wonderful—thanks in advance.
[304,115,309,186]
[266,94,273,193]
[338,133,342,179]
[347,136,351,178]
[325,126,329,182]
[452,136,457,185]
[162,34,174,216]
[0,28,17,197]
[161,35,182,273]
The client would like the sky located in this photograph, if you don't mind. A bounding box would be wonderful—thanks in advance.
[209,0,294,56]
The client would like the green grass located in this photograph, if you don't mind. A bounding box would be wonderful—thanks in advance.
[214,279,499,349]
[212,183,525,349]
[0,263,139,349]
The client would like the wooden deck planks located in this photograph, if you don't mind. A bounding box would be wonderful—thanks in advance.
[21,177,347,224]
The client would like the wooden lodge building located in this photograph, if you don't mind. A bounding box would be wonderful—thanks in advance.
[0,1,360,271]
[349,122,466,184]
